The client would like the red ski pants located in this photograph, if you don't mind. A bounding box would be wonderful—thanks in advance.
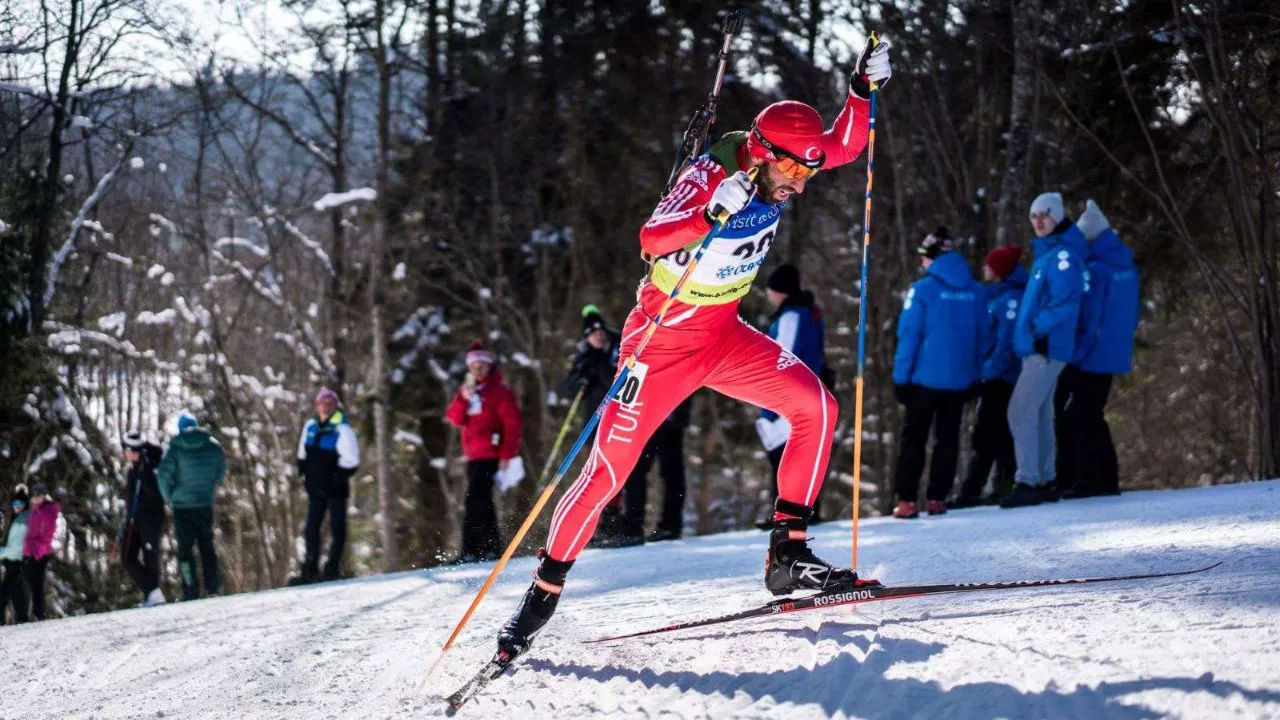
[546,305,838,562]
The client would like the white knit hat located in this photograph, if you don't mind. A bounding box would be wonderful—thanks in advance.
[1029,192,1065,224]
[1076,199,1111,241]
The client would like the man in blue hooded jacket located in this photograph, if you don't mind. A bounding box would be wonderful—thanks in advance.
[1001,192,1087,508]
[891,228,986,518]
[1056,200,1139,498]
[954,245,1028,507]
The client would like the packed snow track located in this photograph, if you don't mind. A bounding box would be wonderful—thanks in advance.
[3,481,1279,719]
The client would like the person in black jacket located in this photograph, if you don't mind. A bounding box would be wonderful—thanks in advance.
[565,305,691,545]
[115,431,167,607]
[291,388,361,584]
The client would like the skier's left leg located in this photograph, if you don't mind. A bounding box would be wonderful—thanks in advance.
[498,307,707,656]
[703,318,874,595]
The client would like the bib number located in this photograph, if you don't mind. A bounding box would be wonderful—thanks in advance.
[617,360,649,407]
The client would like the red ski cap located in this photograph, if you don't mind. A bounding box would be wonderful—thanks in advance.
[747,101,827,169]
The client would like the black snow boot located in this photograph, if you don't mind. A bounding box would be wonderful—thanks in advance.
[287,561,319,587]
[765,501,877,597]
[999,482,1044,509]
[496,552,574,658]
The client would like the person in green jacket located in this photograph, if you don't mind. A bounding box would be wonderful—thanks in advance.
[157,413,227,600]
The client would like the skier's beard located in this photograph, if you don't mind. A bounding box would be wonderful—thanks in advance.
[755,170,795,205]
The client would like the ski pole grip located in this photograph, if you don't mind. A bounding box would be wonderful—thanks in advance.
[868,31,882,92]
[724,9,747,35]
[712,166,759,224]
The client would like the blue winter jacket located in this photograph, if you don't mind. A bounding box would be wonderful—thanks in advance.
[762,290,825,422]
[982,265,1030,384]
[893,251,986,391]
[1013,223,1087,362]
[1073,229,1140,374]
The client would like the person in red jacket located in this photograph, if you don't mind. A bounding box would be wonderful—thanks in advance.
[445,341,524,562]
[495,36,893,659]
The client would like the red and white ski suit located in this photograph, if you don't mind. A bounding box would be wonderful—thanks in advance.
[546,90,871,562]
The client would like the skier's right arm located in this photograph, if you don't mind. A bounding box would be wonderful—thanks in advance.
[640,158,730,256]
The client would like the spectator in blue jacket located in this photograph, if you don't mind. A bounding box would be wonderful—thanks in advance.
[1056,200,1139,498]
[756,265,828,525]
[891,227,986,519]
[1001,192,1087,509]
[954,245,1028,507]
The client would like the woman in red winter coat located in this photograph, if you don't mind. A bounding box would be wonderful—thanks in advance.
[444,341,524,562]
[23,483,60,620]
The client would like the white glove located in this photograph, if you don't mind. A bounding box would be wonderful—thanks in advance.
[755,416,792,452]
[494,456,525,493]
[851,37,892,97]
[706,171,755,222]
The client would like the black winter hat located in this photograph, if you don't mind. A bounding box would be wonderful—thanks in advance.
[766,264,801,296]
[581,304,607,338]
[916,226,956,259]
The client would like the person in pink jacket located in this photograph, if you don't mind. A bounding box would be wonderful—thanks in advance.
[22,483,60,621]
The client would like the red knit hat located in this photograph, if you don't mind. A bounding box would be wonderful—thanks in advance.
[464,340,493,366]
[747,101,827,168]
[985,245,1024,280]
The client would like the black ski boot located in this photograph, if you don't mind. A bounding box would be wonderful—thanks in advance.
[496,552,574,658]
[764,501,878,596]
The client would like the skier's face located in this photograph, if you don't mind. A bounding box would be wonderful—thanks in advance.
[586,329,608,350]
[125,448,141,464]
[983,265,997,282]
[766,289,786,309]
[758,162,807,204]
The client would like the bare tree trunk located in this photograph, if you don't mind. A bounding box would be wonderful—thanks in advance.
[994,0,1037,246]
[370,0,399,572]
[25,0,80,331]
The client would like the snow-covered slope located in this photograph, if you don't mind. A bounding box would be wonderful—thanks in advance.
[4,482,1279,719]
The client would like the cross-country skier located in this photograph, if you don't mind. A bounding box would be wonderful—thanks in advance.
[495,36,894,659]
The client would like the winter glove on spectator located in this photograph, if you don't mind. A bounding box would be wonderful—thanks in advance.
[705,171,755,222]
[850,37,892,98]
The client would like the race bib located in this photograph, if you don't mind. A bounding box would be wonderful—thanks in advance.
[616,360,649,407]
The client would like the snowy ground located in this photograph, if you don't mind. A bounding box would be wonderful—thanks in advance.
[3,482,1279,720]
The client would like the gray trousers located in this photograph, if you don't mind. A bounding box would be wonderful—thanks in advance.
[1007,355,1066,486]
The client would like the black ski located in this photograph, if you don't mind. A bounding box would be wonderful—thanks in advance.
[583,562,1221,644]
[443,649,516,716]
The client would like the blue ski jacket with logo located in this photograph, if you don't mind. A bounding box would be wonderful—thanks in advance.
[983,265,1030,384]
[1013,223,1087,362]
[893,250,986,391]
[1073,229,1140,374]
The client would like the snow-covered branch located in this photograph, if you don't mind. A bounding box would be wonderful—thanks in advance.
[43,321,178,371]
[264,208,334,275]
[312,188,376,212]
[44,148,132,310]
